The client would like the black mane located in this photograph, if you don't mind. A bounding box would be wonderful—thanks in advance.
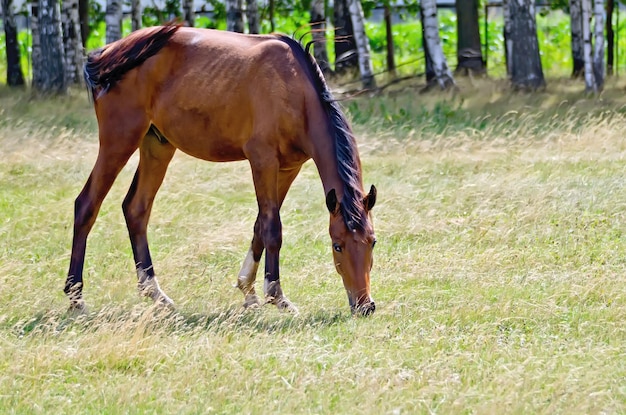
[277,35,367,232]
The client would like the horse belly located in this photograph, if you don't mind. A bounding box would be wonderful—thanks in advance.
[152,101,251,162]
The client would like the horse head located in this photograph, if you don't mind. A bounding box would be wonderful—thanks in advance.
[326,185,377,316]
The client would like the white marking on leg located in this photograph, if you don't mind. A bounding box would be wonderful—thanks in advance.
[236,249,261,308]
[137,267,174,307]
[236,249,259,295]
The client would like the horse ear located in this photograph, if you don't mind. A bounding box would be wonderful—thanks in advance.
[364,185,377,211]
[326,189,339,214]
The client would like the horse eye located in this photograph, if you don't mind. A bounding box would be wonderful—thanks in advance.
[333,243,342,253]
[372,239,377,248]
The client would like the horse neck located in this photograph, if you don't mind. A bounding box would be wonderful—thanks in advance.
[308,123,364,201]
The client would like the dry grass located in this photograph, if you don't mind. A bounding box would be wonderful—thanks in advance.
[1,80,626,414]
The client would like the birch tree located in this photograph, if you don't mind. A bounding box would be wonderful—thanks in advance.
[62,0,83,84]
[105,0,122,43]
[226,0,244,33]
[605,0,613,74]
[310,0,331,75]
[582,0,595,90]
[183,0,194,27]
[131,0,141,30]
[504,0,545,90]
[246,0,259,34]
[580,0,604,92]
[570,0,584,77]
[32,0,67,94]
[421,0,455,89]
[592,0,604,88]
[348,0,375,89]
[2,0,25,86]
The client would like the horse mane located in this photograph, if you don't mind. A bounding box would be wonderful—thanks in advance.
[276,35,366,232]
[84,24,181,100]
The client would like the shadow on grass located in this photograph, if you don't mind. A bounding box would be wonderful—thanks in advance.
[7,303,353,338]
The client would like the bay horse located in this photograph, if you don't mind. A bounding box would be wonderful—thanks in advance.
[65,24,377,315]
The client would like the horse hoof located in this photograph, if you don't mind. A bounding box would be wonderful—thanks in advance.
[154,293,175,309]
[138,277,174,308]
[274,297,299,315]
[243,294,262,309]
[67,299,87,314]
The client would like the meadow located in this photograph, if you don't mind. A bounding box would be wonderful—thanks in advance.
[1,78,626,413]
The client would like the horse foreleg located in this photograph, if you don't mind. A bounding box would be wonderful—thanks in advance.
[65,144,138,310]
[122,132,176,307]
[240,162,301,312]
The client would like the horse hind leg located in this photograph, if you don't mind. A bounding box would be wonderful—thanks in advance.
[122,130,176,307]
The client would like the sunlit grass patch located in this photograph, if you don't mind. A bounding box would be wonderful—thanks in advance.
[1,83,626,413]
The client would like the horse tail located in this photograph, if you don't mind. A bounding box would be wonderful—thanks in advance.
[276,35,365,232]
[84,24,181,100]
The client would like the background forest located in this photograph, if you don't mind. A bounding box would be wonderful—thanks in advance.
[0,0,623,92]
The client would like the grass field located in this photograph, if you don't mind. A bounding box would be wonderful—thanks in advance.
[1,79,626,414]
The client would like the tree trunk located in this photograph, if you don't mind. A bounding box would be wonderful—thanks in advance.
[131,0,142,30]
[421,0,455,89]
[420,5,435,85]
[78,0,88,47]
[384,3,396,77]
[62,0,83,85]
[348,0,376,89]
[507,0,545,90]
[105,0,122,43]
[455,0,484,75]
[310,0,331,75]
[333,0,358,74]
[582,0,595,90]
[268,0,275,32]
[226,0,244,33]
[593,0,605,88]
[503,0,513,77]
[246,0,259,34]
[605,0,613,75]
[2,0,26,86]
[32,0,67,94]
[570,0,584,77]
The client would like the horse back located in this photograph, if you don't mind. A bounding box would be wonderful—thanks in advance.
[94,28,321,165]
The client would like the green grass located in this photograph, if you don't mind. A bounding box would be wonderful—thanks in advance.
[1,81,626,413]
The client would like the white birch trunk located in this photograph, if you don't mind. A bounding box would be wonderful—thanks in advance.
[183,0,194,27]
[347,0,376,89]
[105,0,122,43]
[569,0,584,76]
[32,0,67,93]
[421,0,455,88]
[592,0,604,89]
[131,0,141,31]
[226,0,244,33]
[581,0,595,91]
[246,0,259,33]
[61,0,83,85]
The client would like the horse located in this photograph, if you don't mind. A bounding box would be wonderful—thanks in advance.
[65,23,378,315]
